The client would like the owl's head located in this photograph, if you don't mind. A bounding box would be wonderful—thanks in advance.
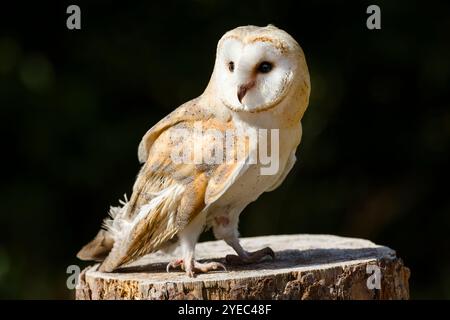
[212,25,310,115]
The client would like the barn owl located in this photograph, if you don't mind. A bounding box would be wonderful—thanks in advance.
[77,25,310,277]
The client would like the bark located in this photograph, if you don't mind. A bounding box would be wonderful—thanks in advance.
[76,234,410,300]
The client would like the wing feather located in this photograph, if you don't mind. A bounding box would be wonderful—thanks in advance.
[98,102,248,272]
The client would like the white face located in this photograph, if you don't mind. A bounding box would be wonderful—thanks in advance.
[216,38,295,112]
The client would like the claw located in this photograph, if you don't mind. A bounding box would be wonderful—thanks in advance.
[187,270,195,278]
[166,259,183,273]
[215,262,227,271]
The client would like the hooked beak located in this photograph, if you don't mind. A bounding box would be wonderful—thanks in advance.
[237,81,255,103]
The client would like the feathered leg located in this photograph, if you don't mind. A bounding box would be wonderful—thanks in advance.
[212,212,275,266]
[166,212,225,277]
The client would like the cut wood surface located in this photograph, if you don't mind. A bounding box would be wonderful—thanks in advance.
[76,234,410,300]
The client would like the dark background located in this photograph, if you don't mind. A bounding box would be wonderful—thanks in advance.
[0,0,449,299]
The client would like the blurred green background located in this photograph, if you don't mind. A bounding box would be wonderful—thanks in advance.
[0,0,449,299]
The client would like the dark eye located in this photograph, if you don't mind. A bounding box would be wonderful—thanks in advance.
[228,61,234,72]
[258,61,273,73]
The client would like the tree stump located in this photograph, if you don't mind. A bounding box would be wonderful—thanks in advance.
[76,234,410,300]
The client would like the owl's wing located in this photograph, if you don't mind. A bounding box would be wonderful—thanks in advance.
[98,102,249,272]
[265,150,296,192]
[137,97,213,164]
[266,123,302,192]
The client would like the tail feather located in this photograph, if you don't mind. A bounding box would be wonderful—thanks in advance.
[77,195,128,262]
[76,229,114,261]
[99,183,184,272]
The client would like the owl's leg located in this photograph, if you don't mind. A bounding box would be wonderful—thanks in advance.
[166,213,225,277]
[212,214,275,265]
[225,236,275,265]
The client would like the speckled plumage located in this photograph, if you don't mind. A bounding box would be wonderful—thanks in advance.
[77,25,310,276]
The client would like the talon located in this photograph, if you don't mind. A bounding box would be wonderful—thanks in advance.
[166,259,183,273]
[211,262,227,271]
[187,270,195,278]
[218,262,227,271]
